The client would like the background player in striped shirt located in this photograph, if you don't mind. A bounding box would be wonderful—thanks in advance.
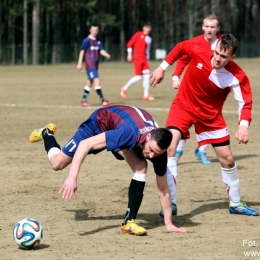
[77,23,112,107]
[120,22,155,101]
[150,34,259,217]
[29,105,187,236]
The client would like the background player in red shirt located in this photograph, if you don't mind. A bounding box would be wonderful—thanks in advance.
[29,105,187,236]
[120,23,155,101]
[77,23,112,107]
[159,15,222,218]
[150,34,259,216]
[174,14,222,166]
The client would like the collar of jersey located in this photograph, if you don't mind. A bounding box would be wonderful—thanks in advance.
[89,35,96,40]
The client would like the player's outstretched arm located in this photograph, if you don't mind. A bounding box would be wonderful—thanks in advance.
[59,133,107,201]
[150,67,165,88]
[156,174,187,233]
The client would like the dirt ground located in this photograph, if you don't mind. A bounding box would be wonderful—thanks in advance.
[0,59,260,260]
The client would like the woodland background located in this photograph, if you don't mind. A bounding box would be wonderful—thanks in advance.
[1,0,260,65]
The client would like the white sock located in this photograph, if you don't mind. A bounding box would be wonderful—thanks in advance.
[221,163,240,206]
[47,147,61,160]
[177,139,186,151]
[167,157,177,204]
[132,172,146,182]
[198,144,208,153]
[84,86,91,92]
[143,74,150,97]
[124,75,142,90]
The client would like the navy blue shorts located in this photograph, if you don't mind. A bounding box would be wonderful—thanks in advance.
[62,111,102,157]
[86,68,99,80]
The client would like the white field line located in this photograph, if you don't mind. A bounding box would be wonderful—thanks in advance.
[0,103,259,114]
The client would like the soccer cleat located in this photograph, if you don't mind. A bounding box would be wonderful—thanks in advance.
[142,95,155,101]
[121,219,147,236]
[159,203,177,217]
[195,148,212,165]
[120,87,127,99]
[229,202,259,216]
[29,123,56,143]
[175,150,183,164]
[80,101,91,107]
[101,100,112,107]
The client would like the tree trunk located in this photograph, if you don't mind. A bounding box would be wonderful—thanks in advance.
[32,0,40,65]
[188,0,194,38]
[131,0,136,34]
[11,2,15,65]
[120,0,125,61]
[52,0,61,64]
[23,0,28,65]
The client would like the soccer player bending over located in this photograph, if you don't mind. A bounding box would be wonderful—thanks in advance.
[29,105,187,235]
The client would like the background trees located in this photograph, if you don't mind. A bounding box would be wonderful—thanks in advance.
[1,0,260,65]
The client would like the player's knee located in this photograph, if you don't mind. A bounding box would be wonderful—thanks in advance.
[51,163,61,171]
[219,155,235,168]
[50,161,66,171]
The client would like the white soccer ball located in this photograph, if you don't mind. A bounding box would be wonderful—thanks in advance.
[13,218,43,249]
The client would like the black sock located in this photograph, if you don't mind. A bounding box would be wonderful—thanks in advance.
[82,89,90,102]
[42,128,61,154]
[123,179,145,225]
[95,88,104,102]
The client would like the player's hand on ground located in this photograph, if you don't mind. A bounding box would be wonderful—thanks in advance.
[165,223,187,233]
[236,126,249,144]
[150,67,165,88]
[59,177,78,201]
[76,64,82,72]
[172,79,181,89]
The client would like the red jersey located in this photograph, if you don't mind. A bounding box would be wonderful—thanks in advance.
[127,31,152,60]
[164,40,252,125]
[173,34,222,77]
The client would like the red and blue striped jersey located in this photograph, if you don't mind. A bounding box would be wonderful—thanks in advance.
[81,35,104,69]
[78,105,167,175]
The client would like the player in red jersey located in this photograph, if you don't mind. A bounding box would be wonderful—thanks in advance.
[159,15,222,217]
[120,23,155,101]
[150,33,259,216]
[77,23,112,107]
[174,14,222,166]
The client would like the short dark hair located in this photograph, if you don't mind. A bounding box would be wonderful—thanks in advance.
[218,33,239,55]
[143,22,152,27]
[150,128,172,150]
[90,23,99,28]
